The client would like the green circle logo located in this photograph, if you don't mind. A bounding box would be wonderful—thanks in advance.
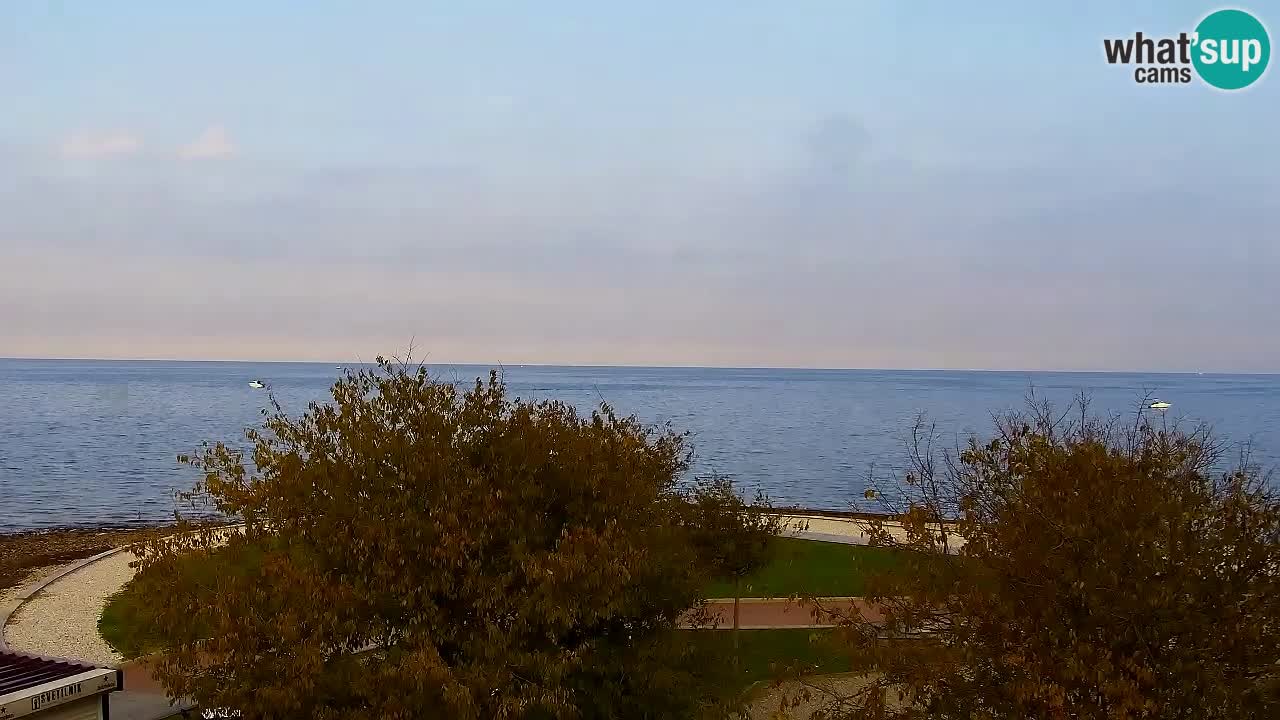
[1192,9,1270,90]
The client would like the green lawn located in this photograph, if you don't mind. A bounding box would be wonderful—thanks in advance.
[101,537,892,662]
[100,542,267,660]
[704,536,903,598]
[99,584,167,660]
[687,628,851,695]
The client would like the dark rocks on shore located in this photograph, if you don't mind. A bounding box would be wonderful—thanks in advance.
[0,525,176,591]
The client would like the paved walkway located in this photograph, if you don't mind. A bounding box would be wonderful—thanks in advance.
[116,659,194,719]
[778,512,966,550]
[2,520,900,718]
[3,551,132,665]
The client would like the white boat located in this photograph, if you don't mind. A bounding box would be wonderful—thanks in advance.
[1149,400,1171,410]
[248,380,266,389]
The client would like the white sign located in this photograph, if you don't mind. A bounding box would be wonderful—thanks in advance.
[0,669,117,719]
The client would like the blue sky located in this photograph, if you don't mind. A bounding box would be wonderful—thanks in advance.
[1,2,1277,370]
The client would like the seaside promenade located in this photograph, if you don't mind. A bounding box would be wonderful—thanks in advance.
[0,513,927,719]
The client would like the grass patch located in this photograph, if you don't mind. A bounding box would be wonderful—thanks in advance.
[100,546,858,713]
[704,537,903,598]
[688,628,850,692]
[99,583,169,660]
[99,542,266,660]
[101,537,889,667]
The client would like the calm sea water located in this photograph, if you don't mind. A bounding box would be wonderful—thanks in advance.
[1,359,1277,531]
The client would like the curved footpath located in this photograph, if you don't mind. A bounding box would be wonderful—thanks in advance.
[0,548,191,720]
[1,514,920,656]
[0,515,915,718]
[2,549,134,665]
[2,524,244,659]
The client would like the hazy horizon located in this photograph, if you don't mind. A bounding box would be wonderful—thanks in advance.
[3,2,1277,373]
[2,354,1276,377]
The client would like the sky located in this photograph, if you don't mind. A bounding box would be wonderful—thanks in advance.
[1,1,1277,372]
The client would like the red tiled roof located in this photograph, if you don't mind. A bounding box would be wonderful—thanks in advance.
[0,651,100,696]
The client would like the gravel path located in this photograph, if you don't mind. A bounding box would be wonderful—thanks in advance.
[3,550,137,666]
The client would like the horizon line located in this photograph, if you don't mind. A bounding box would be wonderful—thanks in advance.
[1,355,1276,377]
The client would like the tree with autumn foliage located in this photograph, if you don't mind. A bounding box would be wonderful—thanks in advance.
[803,398,1280,719]
[135,360,746,719]
[684,475,791,654]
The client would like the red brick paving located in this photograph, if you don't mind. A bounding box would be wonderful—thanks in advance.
[119,655,166,694]
[690,598,882,629]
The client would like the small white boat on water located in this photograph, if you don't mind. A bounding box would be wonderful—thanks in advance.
[248,380,266,389]
[1149,400,1172,410]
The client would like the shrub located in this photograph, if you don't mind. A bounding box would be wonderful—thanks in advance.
[137,360,743,719]
[817,400,1280,719]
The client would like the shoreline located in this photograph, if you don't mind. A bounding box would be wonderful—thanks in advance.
[771,506,905,521]
[0,508,906,592]
[0,508,902,535]
[0,523,191,592]
[0,508,916,596]
[1,507,898,536]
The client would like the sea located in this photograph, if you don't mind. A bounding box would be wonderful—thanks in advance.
[1,359,1278,532]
